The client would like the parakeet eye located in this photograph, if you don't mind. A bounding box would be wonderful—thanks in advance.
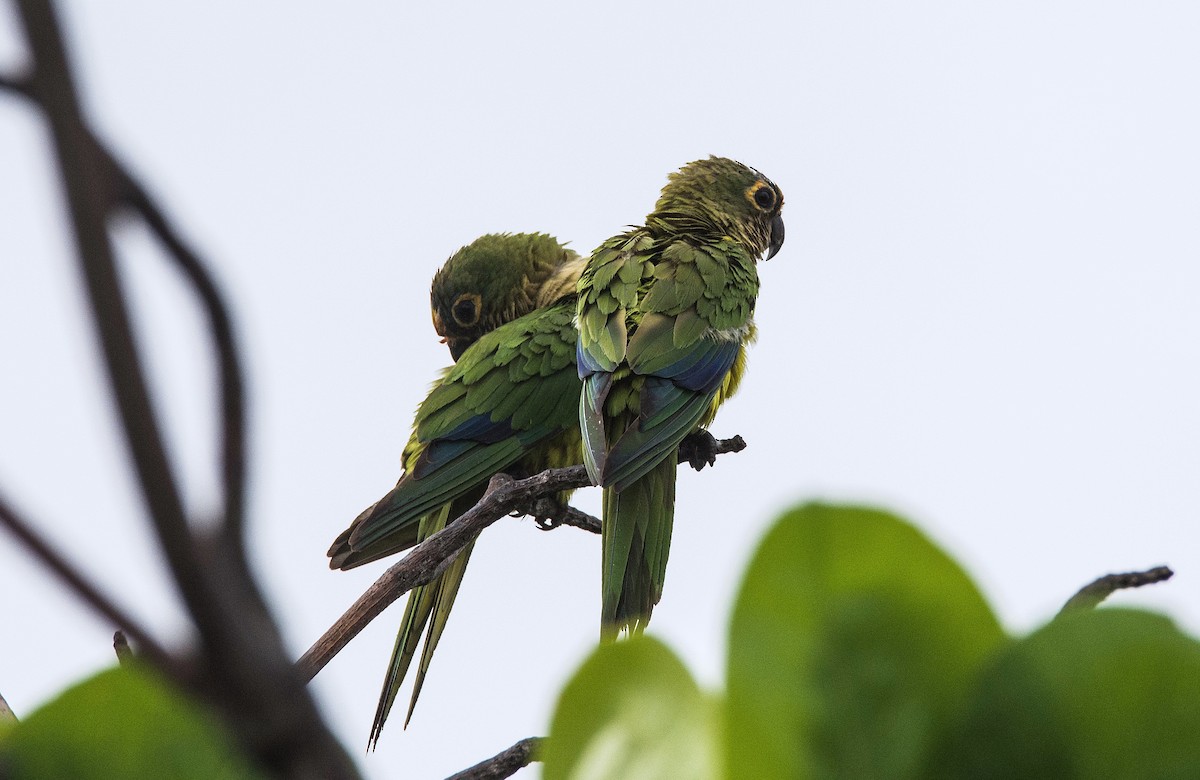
[745,180,777,212]
[451,293,481,327]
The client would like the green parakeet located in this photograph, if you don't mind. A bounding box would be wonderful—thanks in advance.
[576,156,785,640]
[328,233,584,746]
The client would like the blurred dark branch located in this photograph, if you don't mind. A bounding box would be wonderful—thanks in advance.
[4,1,355,775]
[0,71,34,98]
[298,433,747,681]
[0,16,246,553]
[110,152,248,546]
[0,494,173,671]
[446,737,542,780]
[12,0,203,643]
[113,630,133,666]
[1058,565,1174,616]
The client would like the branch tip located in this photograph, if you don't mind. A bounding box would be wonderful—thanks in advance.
[1059,565,1174,616]
[446,736,543,780]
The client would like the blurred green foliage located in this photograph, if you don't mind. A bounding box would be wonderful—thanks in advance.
[0,666,262,780]
[545,503,1200,780]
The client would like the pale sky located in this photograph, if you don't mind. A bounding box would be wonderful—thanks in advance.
[2,2,1198,777]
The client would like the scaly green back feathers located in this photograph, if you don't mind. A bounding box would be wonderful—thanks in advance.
[576,156,785,639]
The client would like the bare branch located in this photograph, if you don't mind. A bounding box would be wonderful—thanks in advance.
[298,467,590,681]
[0,493,174,671]
[445,737,542,780]
[1058,565,1174,616]
[299,434,749,680]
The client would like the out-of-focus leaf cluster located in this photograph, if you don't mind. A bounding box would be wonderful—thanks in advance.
[545,503,1200,779]
[0,667,263,780]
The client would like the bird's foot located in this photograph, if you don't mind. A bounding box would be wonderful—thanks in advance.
[529,496,568,530]
[679,430,719,471]
[678,430,747,471]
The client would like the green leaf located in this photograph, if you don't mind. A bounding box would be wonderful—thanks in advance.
[938,608,1200,779]
[544,636,718,780]
[726,503,1005,780]
[0,665,263,780]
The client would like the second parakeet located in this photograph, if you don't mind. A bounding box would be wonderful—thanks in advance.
[328,233,584,746]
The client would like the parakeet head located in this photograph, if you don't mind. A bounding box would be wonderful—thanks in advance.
[649,156,785,261]
[431,233,582,360]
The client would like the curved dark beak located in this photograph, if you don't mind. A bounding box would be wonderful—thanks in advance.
[766,213,785,261]
[448,338,469,361]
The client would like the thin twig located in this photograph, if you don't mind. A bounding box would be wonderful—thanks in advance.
[445,737,542,780]
[298,467,591,681]
[1058,565,1174,616]
[0,493,174,671]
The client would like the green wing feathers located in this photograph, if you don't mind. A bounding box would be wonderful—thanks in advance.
[337,299,581,560]
[331,297,582,742]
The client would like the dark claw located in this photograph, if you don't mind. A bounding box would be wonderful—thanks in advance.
[679,430,719,472]
[529,496,567,530]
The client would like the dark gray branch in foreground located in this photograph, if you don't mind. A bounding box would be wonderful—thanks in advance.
[298,434,747,682]
[1,8,248,572]
[12,0,201,628]
[113,630,134,667]
[0,492,173,671]
[445,737,542,780]
[1058,565,1174,616]
[0,72,34,98]
[4,2,355,775]
[110,150,248,546]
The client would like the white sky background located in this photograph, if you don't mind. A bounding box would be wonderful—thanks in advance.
[1,2,1198,776]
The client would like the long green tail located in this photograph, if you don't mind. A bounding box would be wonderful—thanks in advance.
[367,491,480,749]
[600,454,677,642]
